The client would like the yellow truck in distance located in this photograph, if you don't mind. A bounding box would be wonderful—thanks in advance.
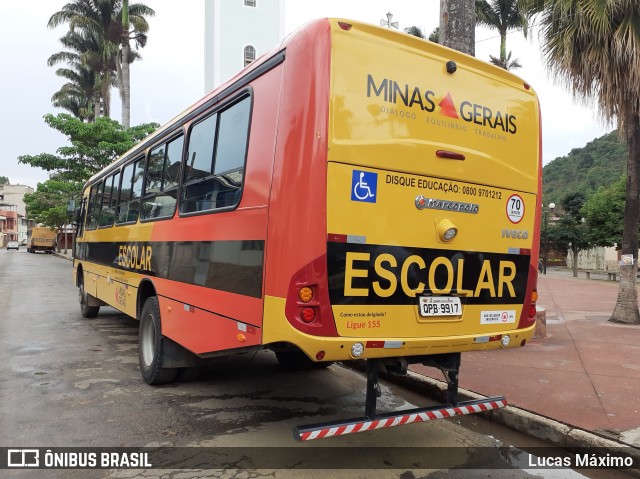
[27,227,57,254]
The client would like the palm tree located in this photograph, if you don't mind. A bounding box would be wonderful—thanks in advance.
[51,63,98,122]
[118,0,154,128]
[439,0,476,55]
[520,0,640,324]
[48,0,154,124]
[48,29,108,121]
[475,0,528,70]
[489,50,522,70]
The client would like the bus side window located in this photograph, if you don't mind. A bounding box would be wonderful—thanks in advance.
[180,96,249,214]
[212,97,250,208]
[108,171,120,225]
[99,174,116,227]
[142,135,182,220]
[117,162,135,224]
[181,115,217,213]
[88,181,104,230]
[85,185,97,230]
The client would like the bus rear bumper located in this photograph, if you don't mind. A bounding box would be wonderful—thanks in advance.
[263,295,536,362]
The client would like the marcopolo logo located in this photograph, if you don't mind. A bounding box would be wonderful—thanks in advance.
[366,74,517,134]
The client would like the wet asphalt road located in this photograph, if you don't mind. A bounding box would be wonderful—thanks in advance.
[0,249,632,479]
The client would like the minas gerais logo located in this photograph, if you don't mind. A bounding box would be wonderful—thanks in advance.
[366,74,517,134]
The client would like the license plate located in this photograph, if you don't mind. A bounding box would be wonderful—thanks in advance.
[419,296,462,317]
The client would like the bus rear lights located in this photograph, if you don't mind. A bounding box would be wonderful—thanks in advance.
[500,335,511,348]
[350,343,364,358]
[338,22,352,31]
[316,351,326,360]
[298,286,314,303]
[436,218,458,242]
[528,288,538,320]
[301,307,316,323]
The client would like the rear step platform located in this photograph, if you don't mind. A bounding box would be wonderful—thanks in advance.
[294,355,507,441]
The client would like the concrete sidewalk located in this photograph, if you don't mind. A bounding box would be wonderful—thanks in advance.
[411,267,640,447]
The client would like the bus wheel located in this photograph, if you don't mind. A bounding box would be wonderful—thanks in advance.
[138,297,178,385]
[275,351,332,371]
[79,275,100,318]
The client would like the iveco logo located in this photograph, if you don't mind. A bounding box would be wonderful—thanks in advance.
[415,196,479,214]
[502,229,529,239]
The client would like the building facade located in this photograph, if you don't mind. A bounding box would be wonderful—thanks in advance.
[0,207,18,246]
[204,0,284,92]
[0,183,34,218]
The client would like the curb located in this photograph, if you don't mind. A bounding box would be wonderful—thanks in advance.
[53,252,73,262]
[376,367,640,475]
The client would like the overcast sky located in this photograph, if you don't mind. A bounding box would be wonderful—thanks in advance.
[0,0,612,189]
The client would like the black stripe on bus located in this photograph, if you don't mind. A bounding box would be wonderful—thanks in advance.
[77,240,264,299]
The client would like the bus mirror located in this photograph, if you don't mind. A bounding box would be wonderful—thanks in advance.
[74,207,82,225]
[67,200,76,217]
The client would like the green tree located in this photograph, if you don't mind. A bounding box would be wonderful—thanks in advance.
[520,0,640,324]
[404,26,425,39]
[551,192,590,278]
[582,176,626,248]
[543,131,626,205]
[476,0,528,70]
[48,0,154,123]
[48,29,103,121]
[17,113,158,183]
[0,176,9,186]
[429,27,440,43]
[23,179,81,253]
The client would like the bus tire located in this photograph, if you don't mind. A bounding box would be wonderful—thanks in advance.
[138,296,178,385]
[79,274,100,318]
[275,350,332,371]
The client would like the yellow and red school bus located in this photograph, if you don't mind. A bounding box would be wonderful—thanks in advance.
[73,18,542,440]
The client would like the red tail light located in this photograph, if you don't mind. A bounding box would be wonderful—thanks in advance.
[301,307,316,323]
[285,255,338,337]
[517,264,538,329]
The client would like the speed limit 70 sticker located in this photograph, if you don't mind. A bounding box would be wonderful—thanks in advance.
[506,194,525,224]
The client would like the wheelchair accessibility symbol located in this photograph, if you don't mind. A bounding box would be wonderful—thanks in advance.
[351,170,378,203]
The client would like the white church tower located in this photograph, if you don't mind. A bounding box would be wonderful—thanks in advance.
[204,0,285,93]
